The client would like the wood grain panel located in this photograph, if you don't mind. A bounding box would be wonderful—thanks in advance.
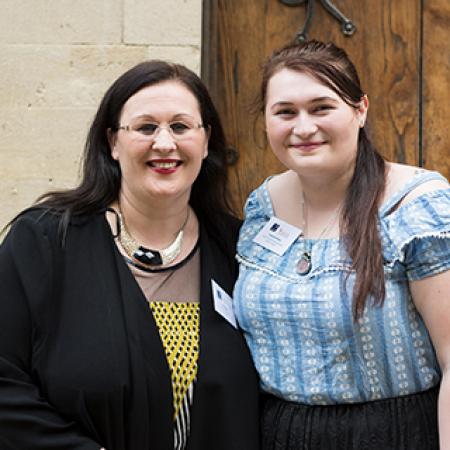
[202,0,269,207]
[422,0,450,180]
[203,0,423,211]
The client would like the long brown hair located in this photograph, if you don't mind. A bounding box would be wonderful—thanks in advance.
[258,40,386,319]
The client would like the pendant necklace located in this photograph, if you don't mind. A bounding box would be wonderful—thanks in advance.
[296,193,342,276]
[117,205,190,267]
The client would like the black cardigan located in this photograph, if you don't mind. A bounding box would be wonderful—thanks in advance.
[0,210,259,450]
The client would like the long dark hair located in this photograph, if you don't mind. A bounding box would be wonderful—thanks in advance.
[258,40,386,319]
[13,61,234,238]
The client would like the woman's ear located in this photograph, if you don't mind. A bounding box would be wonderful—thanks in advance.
[202,125,211,159]
[107,128,119,160]
[357,95,369,128]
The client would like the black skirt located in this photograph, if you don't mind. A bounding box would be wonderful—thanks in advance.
[261,386,439,450]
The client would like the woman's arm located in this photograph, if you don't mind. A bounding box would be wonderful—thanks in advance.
[0,216,100,450]
[411,270,450,450]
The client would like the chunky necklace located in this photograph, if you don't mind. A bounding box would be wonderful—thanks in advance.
[296,193,341,276]
[117,206,190,266]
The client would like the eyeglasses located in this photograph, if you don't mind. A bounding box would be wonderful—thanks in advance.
[115,118,206,142]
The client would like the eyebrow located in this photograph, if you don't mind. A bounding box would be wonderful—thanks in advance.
[311,96,339,103]
[270,96,339,110]
[132,113,197,121]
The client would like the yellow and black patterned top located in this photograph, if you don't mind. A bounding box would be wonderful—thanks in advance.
[149,301,199,420]
[123,245,201,450]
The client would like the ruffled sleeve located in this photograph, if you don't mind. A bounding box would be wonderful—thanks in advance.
[237,181,273,254]
[381,188,450,280]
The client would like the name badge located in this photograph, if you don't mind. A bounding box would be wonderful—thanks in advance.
[253,217,302,255]
[211,280,237,329]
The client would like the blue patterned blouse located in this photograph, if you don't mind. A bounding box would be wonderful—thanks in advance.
[234,170,450,405]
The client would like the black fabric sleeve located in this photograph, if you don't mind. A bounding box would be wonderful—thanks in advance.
[0,215,100,450]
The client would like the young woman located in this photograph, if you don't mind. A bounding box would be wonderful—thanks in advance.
[233,40,450,449]
[0,61,259,450]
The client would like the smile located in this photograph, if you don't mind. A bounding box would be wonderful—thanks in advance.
[148,160,182,169]
[151,162,177,168]
[290,141,325,151]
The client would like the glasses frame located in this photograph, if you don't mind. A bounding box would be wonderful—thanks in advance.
[115,119,206,142]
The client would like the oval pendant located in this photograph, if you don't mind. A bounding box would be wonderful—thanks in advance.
[297,252,312,275]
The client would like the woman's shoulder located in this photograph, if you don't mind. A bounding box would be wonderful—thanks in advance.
[5,207,103,247]
[381,163,449,225]
[380,164,449,271]
[8,207,61,235]
[216,212,242,237]
[199,211,242,251]
[242,171,293,220]
[382,162,449,211]
[1,208,61,264]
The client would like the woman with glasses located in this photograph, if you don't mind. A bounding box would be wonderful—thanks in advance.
[0,61,259,450]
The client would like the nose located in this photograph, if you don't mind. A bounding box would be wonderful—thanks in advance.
[151,127,177,151]
[292,113,318,138]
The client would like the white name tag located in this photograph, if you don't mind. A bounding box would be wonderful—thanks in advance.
[211,280,237,329]
[253,216,302,255]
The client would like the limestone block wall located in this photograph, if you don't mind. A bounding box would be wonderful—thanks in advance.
[0,0,202,228]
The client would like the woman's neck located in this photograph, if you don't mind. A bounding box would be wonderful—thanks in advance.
[114,192,191,248]
[294,168,353,211]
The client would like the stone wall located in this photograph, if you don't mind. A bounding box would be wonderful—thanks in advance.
[0,0,202,228]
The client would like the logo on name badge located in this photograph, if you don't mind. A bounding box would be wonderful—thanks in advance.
[253,216,302,255]
[211,280,237,329]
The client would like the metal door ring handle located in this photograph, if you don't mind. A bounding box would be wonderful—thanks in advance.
[279,0,356,40]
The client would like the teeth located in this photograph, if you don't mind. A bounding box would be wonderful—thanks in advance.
[152,162,177,169]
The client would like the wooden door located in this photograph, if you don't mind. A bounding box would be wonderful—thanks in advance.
[202,0,450,212]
